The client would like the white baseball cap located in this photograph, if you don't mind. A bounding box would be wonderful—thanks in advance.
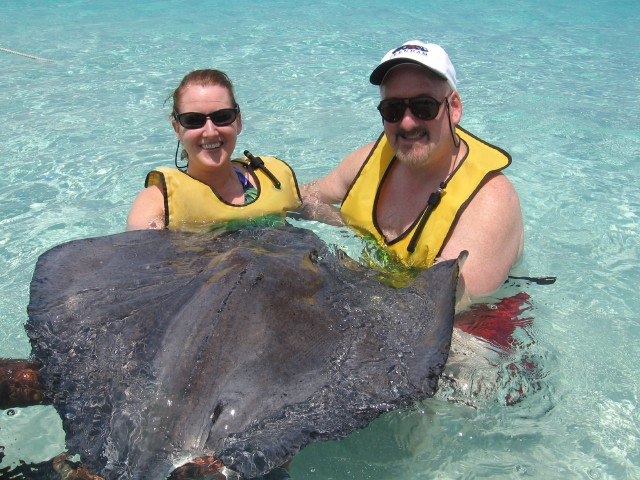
[370,40,457,91]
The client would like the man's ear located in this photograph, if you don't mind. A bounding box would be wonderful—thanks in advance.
[449,91,463,124]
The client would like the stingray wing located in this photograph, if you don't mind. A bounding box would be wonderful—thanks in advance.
[217,256,459,478]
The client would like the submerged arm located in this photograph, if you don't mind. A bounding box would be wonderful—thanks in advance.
[0,358,46,409]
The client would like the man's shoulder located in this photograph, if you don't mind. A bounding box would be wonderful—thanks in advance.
[441,171,524,296]
[345,140,379,166]
[332,142,376,182]
[483,172,519,198]
[472,172,521,212]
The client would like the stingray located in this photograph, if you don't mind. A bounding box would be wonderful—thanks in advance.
[0,226,459,479]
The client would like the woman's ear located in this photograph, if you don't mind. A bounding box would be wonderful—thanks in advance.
[172,119,182,140]
[235,111,243,135]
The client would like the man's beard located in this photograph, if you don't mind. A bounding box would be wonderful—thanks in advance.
[394,128,431,167]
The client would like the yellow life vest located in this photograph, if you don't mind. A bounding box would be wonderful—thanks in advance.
[146,154,302,231]
[340,127,511,268]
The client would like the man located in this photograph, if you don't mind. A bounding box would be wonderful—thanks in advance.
[301,40,524,301]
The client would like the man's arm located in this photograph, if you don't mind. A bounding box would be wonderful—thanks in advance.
[439,173,524,299]
[298,182,345,225]
[299,142,375,222]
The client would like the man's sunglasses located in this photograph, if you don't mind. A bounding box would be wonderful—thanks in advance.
[173,106,240,129]
[377,96,447,123]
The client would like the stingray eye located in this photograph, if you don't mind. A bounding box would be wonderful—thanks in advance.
[211,402,224,425]
[308,249,319,264]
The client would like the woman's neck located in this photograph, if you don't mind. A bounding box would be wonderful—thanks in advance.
[188,163,246,204]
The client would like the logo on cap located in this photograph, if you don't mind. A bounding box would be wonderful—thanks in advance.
[390,44,429,58]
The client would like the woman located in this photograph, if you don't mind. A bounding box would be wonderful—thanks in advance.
[127,69,301,231]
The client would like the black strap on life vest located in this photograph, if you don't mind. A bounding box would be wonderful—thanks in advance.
[244,150,282,189]
[407,183,444,254]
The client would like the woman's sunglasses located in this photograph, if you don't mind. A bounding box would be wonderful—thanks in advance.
[173,106,240,129]
[377,96,447,123]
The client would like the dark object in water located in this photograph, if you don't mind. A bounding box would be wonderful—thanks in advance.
[2,226,459,479]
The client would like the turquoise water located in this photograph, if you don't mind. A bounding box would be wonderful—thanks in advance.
[1,0,639,478]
